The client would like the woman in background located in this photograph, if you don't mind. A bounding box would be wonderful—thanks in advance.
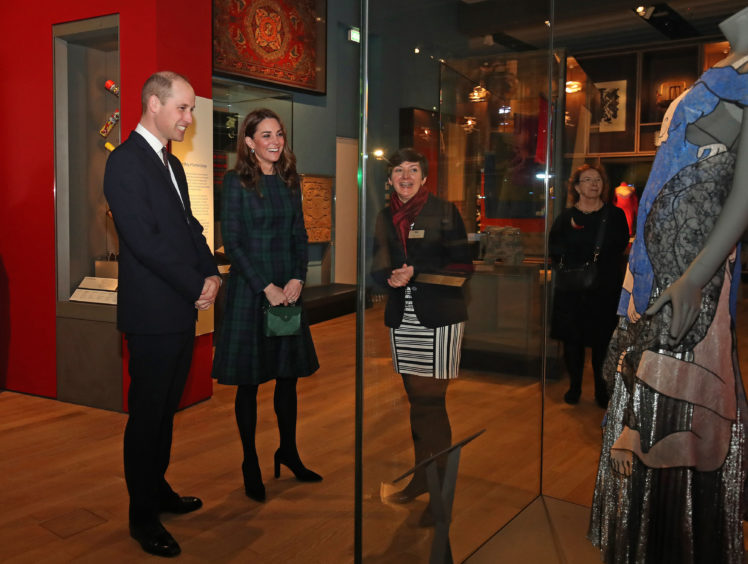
[549,164,629,407]
[371,148,473,507]
[212,109,321,503]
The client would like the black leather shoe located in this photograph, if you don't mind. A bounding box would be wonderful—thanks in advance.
[245,482,266,503]
[130,523,181,557]
[274,449,323,482]
[563,389,581,405]
[159,496,203,514]
[242,459,266,502]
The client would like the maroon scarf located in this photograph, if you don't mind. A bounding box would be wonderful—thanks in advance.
[390,187,429,256]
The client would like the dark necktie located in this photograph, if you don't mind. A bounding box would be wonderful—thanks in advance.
[162,146,187,215]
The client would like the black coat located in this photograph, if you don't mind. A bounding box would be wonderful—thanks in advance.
[549,203,629,345]
[104,130,219,334]
[372,194,473,329]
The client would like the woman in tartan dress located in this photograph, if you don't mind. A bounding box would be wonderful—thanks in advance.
[212,109,321,503]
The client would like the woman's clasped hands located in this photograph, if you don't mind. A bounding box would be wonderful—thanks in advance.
[264,279,304,306]
[387,263,414,288]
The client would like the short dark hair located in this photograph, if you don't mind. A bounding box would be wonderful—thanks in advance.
[141,71,190,115]
[387,148,428,179]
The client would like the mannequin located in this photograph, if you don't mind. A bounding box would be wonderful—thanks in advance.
[613,182,637,236]
[588,7,748,563]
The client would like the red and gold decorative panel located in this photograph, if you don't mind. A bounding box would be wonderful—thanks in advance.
[213,0,326,94]
[300,175,333,243]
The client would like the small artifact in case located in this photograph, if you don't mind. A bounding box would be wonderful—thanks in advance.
[99,109,120,137]
[104,79,120,96]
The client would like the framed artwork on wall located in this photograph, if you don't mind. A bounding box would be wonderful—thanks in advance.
[593,80,627,132]
[300,174,333,243]
[213,0,327,94]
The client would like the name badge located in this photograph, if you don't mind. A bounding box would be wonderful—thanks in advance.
[408,229,425,239]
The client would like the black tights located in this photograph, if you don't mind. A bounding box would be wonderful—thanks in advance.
[235,379,300,469]
[401,374,451,490]
[563,340,607,397]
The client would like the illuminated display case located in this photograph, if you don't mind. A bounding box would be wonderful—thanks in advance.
[53,14,123,410]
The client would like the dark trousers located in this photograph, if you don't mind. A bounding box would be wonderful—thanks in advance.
[402,374,451,489]
[124,329,194,526]
[563,340,607,397]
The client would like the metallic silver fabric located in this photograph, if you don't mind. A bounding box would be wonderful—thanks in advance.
[588,325,746,564]
[587,60,748,562]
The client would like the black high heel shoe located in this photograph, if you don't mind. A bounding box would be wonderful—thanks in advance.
[273,449,323,482]
[242,459,266,502]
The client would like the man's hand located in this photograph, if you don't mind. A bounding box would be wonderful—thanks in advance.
[195,275,221,310]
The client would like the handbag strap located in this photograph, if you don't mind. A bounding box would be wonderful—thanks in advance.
[590,204,610,263]
[558,204,610,268]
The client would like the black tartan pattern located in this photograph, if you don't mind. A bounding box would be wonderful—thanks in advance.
[212,172,319,385]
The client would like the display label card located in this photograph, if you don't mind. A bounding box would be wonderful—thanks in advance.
[70,288,118,305]
[79,276,118,291]
[415,273,466,287]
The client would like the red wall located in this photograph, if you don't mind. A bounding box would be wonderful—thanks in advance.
[0,1,212,396]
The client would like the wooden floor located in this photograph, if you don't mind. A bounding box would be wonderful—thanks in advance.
[2,300,748,562]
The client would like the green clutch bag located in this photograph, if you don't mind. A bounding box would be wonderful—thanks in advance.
[263,305,302,337]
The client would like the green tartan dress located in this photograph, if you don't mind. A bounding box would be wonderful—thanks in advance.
[212,172,319,385]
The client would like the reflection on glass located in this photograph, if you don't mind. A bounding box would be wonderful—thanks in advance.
[371,148,473,519]
[361,5,548,559]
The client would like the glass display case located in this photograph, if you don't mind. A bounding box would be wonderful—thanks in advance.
[360,5,551,561]
[358,4,744,562]
[54,14,120,303]
[564,45,702,158]
[53,14,123,411]
[437,54,561,376]
[639,46,699,152]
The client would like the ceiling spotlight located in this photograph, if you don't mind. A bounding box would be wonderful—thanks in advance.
[633,3,699,39]
[634,5,655,20]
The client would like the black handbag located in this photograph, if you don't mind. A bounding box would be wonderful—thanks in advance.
[263,305,302,337]
[554,206,609,292]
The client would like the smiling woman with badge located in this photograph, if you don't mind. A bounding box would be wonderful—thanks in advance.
[371,148,473,513]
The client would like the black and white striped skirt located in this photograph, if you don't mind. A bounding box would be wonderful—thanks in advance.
[390,287,464,380]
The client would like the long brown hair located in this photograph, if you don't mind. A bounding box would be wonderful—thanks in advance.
[234,108,298,195]
[566,163,610,206]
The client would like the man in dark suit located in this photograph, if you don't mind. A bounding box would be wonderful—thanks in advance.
[104,71,220,558]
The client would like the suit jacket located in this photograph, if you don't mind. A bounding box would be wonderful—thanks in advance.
[372,194,473,328]
[104,130,219,334]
